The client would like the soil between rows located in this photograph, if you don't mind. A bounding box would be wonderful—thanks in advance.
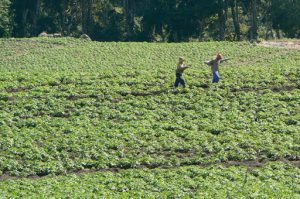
[0,158,299,181]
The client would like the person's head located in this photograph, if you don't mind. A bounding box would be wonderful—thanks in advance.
[216,53,223,61]
[179,57,185,63]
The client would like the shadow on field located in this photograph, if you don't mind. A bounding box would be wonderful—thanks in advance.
[0,83,299,102]
[231,84,300,93]
[118,88,189,97]
[118,83,299,97]
[0,158,299,181]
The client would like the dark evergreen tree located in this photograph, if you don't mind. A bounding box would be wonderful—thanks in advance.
[2,0,299,40]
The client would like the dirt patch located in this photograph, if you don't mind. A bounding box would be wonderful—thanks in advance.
[259,41,300,49]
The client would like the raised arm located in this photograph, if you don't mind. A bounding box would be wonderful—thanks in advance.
[184,64,190,69]
[204,60,213,65]
[220,58,230,63]
[182,64,190,71]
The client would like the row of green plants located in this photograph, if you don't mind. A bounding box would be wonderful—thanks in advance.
[0,38,299,196]
[0,162,299,198]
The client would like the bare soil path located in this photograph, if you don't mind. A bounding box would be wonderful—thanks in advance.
[259,40,300,49]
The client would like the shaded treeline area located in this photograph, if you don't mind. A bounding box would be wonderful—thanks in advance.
[0,0,299,41]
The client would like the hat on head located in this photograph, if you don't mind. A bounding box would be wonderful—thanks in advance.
[179,57,185,61]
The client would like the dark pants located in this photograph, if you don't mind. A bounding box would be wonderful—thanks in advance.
[174,73,186,88]
[212,71,220,83]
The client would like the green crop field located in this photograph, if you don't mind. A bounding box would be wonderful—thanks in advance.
[0,37,299,198]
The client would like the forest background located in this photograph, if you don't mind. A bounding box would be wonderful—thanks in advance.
[0,0,299,42]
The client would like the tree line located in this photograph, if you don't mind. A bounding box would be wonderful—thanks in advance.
[0,0,299,42]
